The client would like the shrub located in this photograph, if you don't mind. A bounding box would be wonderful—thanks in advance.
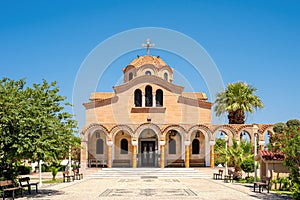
[18,166,32,175]
[241,157,254,177]
[286,119,300,128]
[51,166,59,181]
[273,122,287,133]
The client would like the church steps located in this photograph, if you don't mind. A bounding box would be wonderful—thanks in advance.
[86,168,211,179]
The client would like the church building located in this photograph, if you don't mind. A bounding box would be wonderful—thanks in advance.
[80,42,273,169]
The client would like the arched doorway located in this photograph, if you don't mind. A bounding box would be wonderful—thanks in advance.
[138,129,158,167]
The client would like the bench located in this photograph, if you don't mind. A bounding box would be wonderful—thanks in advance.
[167,159,185,167]
[254,177,270,193]
[224,174,233,183]
[18,177,38,194]
[0,180,22,200]
[89,159,107,167]
[113,159,131,167]
[63,171,74,182]
[72,168,83,180]
[190,159,205,167]
[213,169,223,180]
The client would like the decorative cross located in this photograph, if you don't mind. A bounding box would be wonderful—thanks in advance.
[142,38,155,55]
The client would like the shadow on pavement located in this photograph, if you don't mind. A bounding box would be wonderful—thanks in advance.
[20,189,65,199]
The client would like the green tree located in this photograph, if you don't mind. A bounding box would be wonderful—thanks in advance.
[214,82,264,124]
[221,139,252,179]
[269,119,300,199]
[0,78,78,180]
[240,156,254,177]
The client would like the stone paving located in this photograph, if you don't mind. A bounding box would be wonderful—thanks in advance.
[14,168,292,200]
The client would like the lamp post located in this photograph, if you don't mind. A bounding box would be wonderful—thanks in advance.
[253,124,259,183]
[224,135,228,176]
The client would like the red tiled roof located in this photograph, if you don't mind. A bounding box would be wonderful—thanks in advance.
[260,150,284,161]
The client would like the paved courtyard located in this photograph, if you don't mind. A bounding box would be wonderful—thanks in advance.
[16,168,291,200]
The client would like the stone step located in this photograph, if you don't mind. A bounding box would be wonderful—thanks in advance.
[86,168,211,179]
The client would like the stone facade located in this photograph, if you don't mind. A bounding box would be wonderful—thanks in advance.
[80,55,273,169]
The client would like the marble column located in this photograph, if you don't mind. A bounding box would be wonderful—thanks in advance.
[152,93,156,107]
[107,140,113,168]
[184,141,190,168]
[159,141,165,168]
[209,140,216,168]
[142,92,145,107]
[132,140,138,168]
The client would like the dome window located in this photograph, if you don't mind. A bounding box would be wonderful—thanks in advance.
[145,71,151,75]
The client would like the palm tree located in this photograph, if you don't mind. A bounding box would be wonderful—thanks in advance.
[214,82,264,124]
[221,139,252,179]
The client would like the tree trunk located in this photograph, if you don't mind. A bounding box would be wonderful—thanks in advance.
[228,109,245,124]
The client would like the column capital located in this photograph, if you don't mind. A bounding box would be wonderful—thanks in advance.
[209,140,216,146]
[106,140,113,146]
[132,140,138,146]
[184,141,190,146]
[258,141,265,145]
[159,140,166,146]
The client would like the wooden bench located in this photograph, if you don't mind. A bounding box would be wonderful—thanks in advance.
[72,168,83,180]
[113,159,131,167]
[190,159,205,167]
[63,171,74,182]
[18,177,38,194]
[167,159,185,167]
[0,180,22,200]
[89,159,107,167]
[224,174,233,183]
[213,169,223,180]
[254,177,270,193]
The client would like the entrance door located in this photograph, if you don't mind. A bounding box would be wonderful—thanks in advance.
[141,141,155,167]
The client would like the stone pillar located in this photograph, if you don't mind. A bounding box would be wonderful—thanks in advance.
[159,141,165,168]
[142,93,145,107]
[107,140,113,168]
[259,141,265,151]
[209,140,216,168]
[152,93,156,107]
[184,141,190,168]
[132,140,138,168]
[80,140,88,169]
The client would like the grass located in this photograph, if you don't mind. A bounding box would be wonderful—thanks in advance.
[274,190,292,196]
[30,178,63,184]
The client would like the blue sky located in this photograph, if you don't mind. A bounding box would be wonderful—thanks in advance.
[1,0,299,130]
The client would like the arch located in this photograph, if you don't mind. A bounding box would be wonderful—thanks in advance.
[192,139,200,154]
[239,130,251,143]
[162,125,187,140]
[81,123,109,141]
[213,125,236,145]
[110,124,134,139]
[188,124,213,141]
[96,138,104,154]
[129,72,133,81]
[155,89,163,107]
[145,85,153,107]
[135,123,162,138]
[120,138,128,154]
[164,72,168,81]
[134,89,142,107]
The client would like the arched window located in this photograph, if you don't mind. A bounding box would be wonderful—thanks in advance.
[96,138,104,154]
[164,72,168,81]
[121,139,128,154]
[95,132,100,138]
[169,139,176,154]
[155,89,163,107]
[192,139,200,154]
[129,72,133,81]
[134,89,142,107]
[145,85,153,107]
[145,71,151,75]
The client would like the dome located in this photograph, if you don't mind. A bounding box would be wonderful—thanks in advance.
[123,55,168,72]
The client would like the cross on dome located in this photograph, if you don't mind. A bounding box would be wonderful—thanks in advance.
[142,38,155,55]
